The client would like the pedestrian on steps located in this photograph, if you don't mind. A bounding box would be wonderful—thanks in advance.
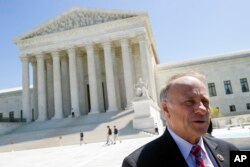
[80,131,86,145]
[113,125,121,144]
[106,126,113,145]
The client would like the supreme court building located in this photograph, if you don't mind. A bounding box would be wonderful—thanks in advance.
[13,8,159,122]
[0,7,250,123]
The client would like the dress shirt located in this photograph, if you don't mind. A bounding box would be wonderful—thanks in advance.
[167,127,216,167]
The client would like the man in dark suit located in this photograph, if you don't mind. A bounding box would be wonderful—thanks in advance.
[122,71,238,167]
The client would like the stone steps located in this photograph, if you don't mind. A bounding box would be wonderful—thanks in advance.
[0,109,150,152]
[11,110,128,133]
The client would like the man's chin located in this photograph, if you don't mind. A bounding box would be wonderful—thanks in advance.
[192,128,207,137]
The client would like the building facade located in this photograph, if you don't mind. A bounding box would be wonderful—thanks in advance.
[155,51,250,115]
[0,8,250,122]
[13,8,159,122]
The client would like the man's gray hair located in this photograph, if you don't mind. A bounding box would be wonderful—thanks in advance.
[159,71,206,103]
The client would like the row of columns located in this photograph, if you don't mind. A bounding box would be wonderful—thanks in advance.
[21,34,153,121]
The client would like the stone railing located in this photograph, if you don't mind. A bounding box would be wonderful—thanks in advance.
[0,122,23,135]
[212,114,250,129]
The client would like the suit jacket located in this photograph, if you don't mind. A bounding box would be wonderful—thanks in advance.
[122,128,238,167]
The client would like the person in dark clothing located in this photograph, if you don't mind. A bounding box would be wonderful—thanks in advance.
[106,126,113,145]
[122,71,238,167]
[80,131,86,145]
[154,123,159,135]
[71,108,75,118]
[113,125,121,144]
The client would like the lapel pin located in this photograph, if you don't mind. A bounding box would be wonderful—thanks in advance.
[217,154,224,161]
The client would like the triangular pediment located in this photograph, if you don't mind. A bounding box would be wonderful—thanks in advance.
[21,7,145,40]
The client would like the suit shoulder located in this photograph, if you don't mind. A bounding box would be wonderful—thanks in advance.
[122,137,165,167]
[126,137,162,160]
[204,135,239,150]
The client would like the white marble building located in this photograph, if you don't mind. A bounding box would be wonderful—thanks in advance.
[156,51,250,115]
[12,8,158,122]
[0,7,250,122]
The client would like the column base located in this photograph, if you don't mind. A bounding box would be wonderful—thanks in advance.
[36,118,47,122]
[25,118,32,122]
[125,103,133,110]
[52,116,63,120]
[89,110,100,114]
[106,107,119,112]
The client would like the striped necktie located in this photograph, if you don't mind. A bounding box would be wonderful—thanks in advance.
[191,145,205,167]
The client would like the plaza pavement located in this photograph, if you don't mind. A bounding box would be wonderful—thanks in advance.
[0,136,156,167]
[0,127,249,167]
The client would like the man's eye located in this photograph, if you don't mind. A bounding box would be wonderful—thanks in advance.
[185,100,194,105]
[202,100,209,107]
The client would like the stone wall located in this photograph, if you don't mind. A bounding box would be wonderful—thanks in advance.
[0,122,23,135]
[213,114,250,128]
[155,51,250,114]
[0,89,23,118]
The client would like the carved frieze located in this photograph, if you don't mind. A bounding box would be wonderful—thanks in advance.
[23,10,138,39]
[18,16,149,52]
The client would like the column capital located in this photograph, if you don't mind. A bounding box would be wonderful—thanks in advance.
[51,50,60,57]
[137,33,147,42]
[36,53,45,60]
[85,43,94,53]
[85,42,94,50]
[120,38,129,46]
[102,40,111,47]
[31,59,37,66]
[67,48,76,55]
[20,56,29,63]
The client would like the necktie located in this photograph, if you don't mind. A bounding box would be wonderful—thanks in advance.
[191,145,205,167]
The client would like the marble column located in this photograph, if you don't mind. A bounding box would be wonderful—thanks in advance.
[52,51,63,119]
[67,48,80,117]
[103,41,118,112]
[46,59,54,119]
[86,44,100,113]
[76,54,88,114]
[138,34,150,85]
[121,38,134,108]
[61,55,71,116]
[138,34,157,101]
[37,54,47,121]
[21,56,30,122]
[31,61,38,120]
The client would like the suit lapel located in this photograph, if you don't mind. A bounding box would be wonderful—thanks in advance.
[203,136,225,167]
[159,128,189,167]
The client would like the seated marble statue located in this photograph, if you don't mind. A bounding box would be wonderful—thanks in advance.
[135,77,149,98]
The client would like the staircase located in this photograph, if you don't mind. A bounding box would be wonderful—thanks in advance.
[0,109,150,152]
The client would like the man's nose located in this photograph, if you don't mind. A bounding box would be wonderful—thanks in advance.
[194,102,208,114]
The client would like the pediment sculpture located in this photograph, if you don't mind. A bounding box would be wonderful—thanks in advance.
[23,9,138,39]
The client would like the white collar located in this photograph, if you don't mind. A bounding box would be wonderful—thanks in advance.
[167,127,205,161]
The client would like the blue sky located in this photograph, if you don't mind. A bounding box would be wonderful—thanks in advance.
[1,0,250,90]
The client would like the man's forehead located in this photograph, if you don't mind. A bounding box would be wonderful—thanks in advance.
[168,76,207,93]
[183,88,209,98]
[171,75,202,84]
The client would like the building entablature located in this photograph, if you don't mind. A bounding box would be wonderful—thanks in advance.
[18,27,149,57]
[14,8,159,63]
[156,50,250,71]
[15,15,154,49]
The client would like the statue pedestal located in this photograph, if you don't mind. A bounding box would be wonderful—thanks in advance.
[132,98,163,133]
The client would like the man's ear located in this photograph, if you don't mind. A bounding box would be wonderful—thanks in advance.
[161,102,171,118]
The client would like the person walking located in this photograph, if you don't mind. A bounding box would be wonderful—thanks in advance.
[106,126,113,145]
[71,107,75,118]
[80,131,86,145]
[154,123,159,135]
[113,125,121,144]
